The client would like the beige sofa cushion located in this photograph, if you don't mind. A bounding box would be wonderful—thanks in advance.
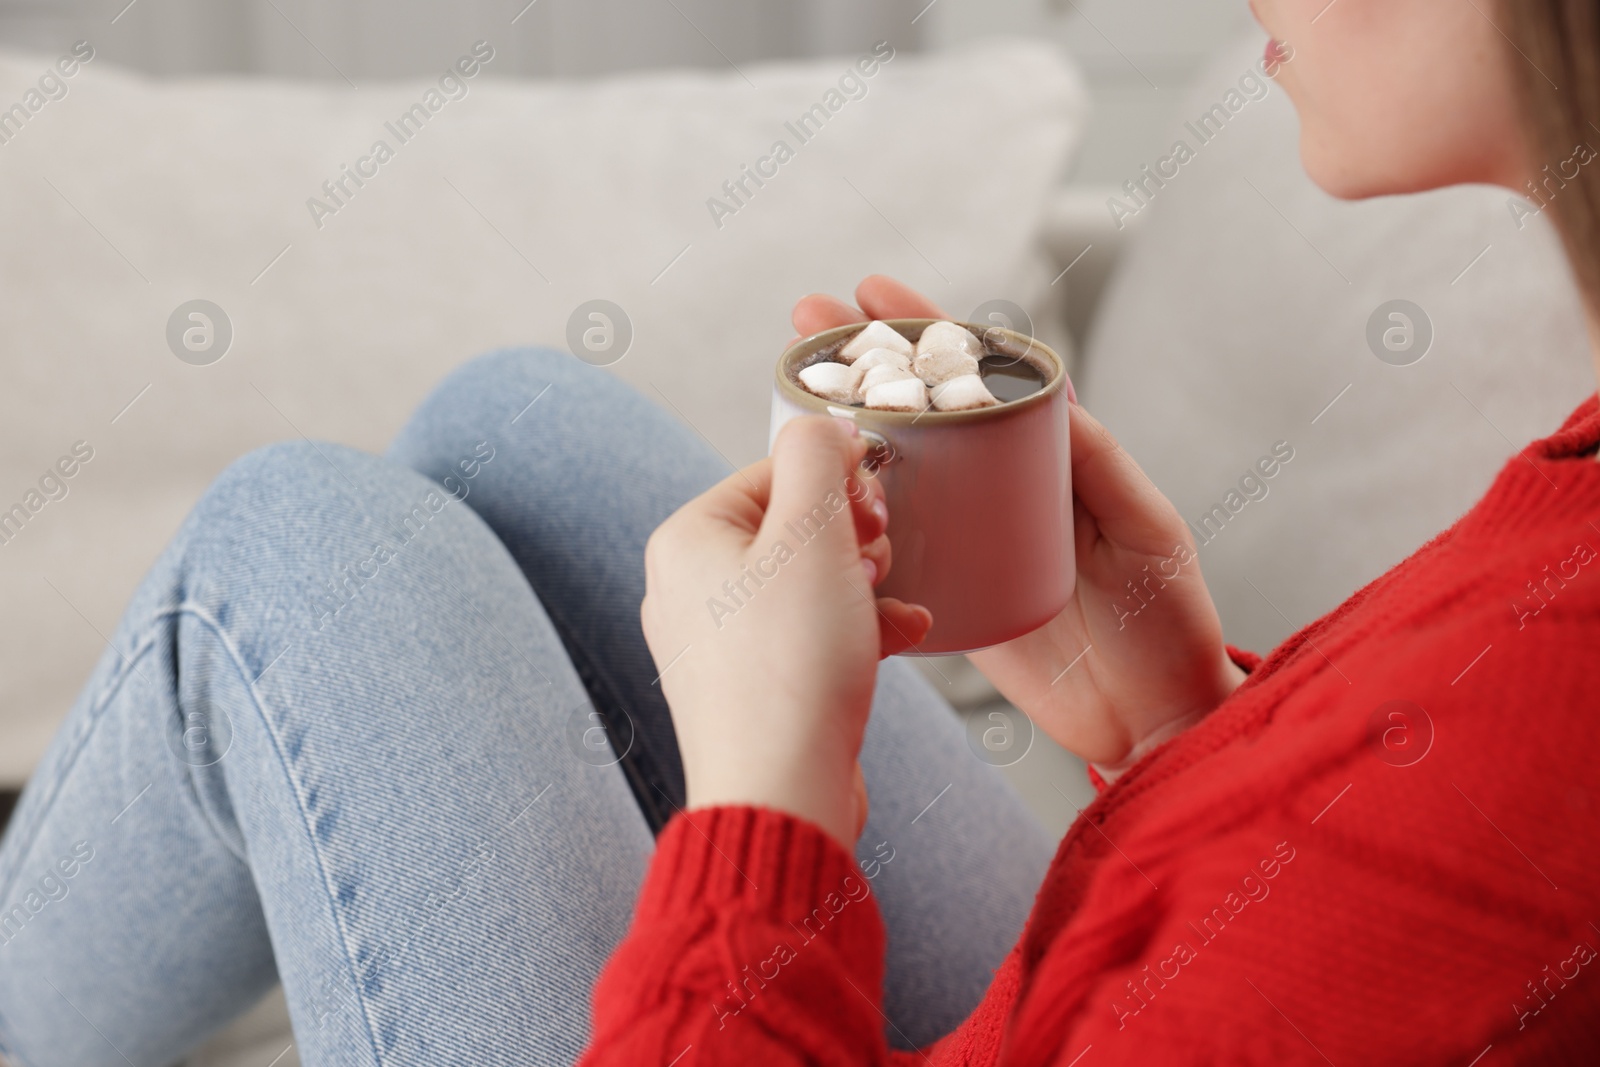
[0,41,1087,783]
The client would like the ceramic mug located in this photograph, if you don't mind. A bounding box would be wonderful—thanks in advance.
[770,319,1073,655]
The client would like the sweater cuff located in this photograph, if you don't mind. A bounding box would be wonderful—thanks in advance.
[638,806,885,945]
[1227,644,1263,674]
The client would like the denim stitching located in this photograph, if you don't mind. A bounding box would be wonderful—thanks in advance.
[0,604,183,909]
[0,604,263,1067]
[0,594,391,1064]
[164,601,390,1067]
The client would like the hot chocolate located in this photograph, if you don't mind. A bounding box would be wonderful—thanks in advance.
[977,355,1047,403]
[795,320,1047,413]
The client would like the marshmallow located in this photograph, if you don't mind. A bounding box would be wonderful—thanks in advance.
[851,347,913,376]
[797,361,864,403]
[930,373,1000,412]
[915,321,984,360]
[840,321,914,364]
[914,349,982,387]
[859,361,916,396]
[864,376,929,412]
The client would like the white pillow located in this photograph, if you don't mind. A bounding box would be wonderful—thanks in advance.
[0,42,1087,782]
[1079,33,1594,654]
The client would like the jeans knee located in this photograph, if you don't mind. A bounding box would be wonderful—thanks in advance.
[181,441,456,601]
[469,345,574,378]
[197,440,372,534]
[388,347,652,486]
[417,347,639,428]
[460,345,599,387]
[211,439,343,491]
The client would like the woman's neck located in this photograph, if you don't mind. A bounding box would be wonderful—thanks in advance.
[1588,305,1600,391]
[1587,306,1600,460]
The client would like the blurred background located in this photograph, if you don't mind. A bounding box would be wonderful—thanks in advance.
[0,0,1254,182]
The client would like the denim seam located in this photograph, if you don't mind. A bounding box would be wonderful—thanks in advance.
[0,605,251,1067]
[160,601,390,1067]
[0,604,187,910]
[0,599,388,1065]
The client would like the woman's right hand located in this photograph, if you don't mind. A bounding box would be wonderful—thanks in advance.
[792,277,1246,774]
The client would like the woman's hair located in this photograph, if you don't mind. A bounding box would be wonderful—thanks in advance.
[1504,2,1600,312]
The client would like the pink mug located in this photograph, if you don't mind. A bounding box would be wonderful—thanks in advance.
[770,319,1073,655]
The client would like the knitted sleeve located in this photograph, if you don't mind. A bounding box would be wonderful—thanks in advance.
[1017,609,1600,1064]
[1224,645,1263,674]
[579,806,893,1066]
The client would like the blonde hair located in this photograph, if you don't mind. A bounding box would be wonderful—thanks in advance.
[1505,2,1600,309]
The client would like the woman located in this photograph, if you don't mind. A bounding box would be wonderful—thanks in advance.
[2,0,1598,1063]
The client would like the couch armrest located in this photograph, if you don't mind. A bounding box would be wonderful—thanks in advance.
[1041,184,1142,352]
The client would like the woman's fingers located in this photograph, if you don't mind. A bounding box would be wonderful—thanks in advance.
[875,598,934,657]
[792,293,867,338]
[845,469,889,547]
[858,532,892,589]
[790,277,946,344]
[856,275,947,320]
[1069,402,1185,556]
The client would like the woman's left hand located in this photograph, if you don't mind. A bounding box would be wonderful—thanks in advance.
[640,416,932,849]
[793,277,1244,774]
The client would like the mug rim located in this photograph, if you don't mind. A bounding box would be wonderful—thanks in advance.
[774,318,1067,426]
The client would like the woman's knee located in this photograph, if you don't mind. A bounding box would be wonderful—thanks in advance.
[387,346,723,514]
[192,440,419,552]
[178,441,501,632]
[402,346,638,435]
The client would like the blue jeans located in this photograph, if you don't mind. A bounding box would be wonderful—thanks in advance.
[0,350,1052,1066]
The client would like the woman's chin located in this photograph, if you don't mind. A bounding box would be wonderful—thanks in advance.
[1298,126,1525,203]
[1299,135,1440,203]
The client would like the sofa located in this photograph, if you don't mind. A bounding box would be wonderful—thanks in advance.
[0,38,1086,788]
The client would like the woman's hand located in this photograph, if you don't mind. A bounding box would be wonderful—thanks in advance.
[640,416,932,849]
[793,277,1245,775]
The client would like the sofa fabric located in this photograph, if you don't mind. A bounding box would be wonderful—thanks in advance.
[0,41,1088,784]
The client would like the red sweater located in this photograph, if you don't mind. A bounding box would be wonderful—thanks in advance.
[583,396,1600,1066]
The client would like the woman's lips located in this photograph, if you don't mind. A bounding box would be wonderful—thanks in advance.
[1265,38,1286,66]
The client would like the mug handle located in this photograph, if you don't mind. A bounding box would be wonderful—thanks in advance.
[859,429,898,475]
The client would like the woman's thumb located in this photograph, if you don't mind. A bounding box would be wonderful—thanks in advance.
[761,416,866,557]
